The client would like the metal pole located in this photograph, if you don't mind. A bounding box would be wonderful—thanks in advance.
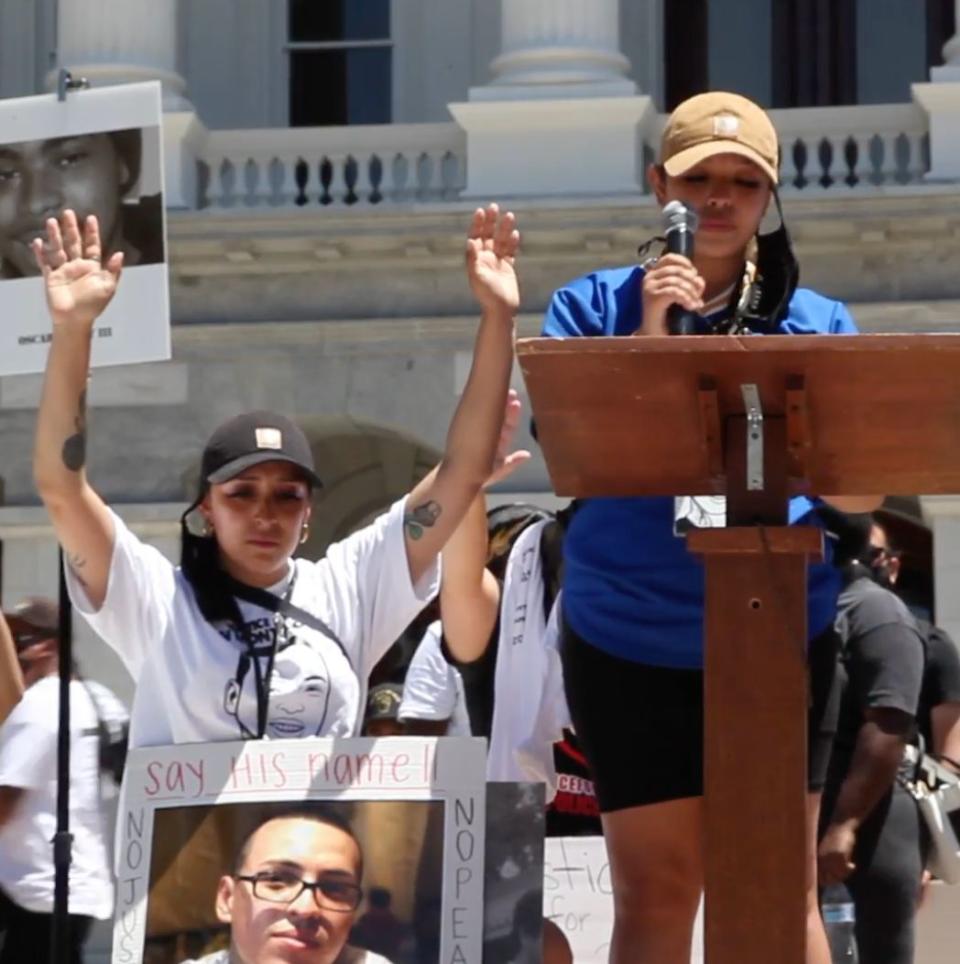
[51,550,73,964]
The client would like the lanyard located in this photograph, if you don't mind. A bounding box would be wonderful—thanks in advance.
[235,571,297,741]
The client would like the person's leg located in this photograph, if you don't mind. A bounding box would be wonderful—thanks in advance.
[68,915,93,964]
[846,788,925,964]
[602,797,704,964]
[542,917,574,964]
[0,892,51,964]
[560,618,707,964]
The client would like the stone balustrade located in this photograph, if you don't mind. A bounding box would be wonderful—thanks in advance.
[197,101,933,211]
[199,123,466,210]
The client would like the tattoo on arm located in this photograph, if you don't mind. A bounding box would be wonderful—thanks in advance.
[61,388,87,472]
[404,500,442,540]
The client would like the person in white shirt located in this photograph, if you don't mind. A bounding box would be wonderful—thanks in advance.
[0,598,115,964]
[30,204,520,748]
[0,609,23,726]
[398,619,471,737]
[180,809,392,964]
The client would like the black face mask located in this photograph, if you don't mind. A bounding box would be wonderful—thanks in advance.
[867,560,897,591]
[731,190,799,334]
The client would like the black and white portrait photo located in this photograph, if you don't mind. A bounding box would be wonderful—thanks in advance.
[0,81,169,376]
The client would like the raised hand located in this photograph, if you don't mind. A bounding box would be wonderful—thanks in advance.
[465,203,520,317]
[485,389,532,488]
[32,210,123,330]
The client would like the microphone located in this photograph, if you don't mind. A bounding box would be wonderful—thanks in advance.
[662,200,699,335]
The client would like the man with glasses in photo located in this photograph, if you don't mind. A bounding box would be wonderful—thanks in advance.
[183,809,393,964]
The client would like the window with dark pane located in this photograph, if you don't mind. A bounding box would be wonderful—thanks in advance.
[288,0,392,127]
[289,0,390,42]
[772,0,857,107]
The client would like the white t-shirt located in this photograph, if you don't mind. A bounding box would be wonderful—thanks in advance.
[0,677,114,918]
[398,621,471,736]
[183,946,393,963]
[67,498,438,748]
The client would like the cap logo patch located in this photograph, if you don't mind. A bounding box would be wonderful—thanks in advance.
[255,427,283,450]
[713,114,740,139]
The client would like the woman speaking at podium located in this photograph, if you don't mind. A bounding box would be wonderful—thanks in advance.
[541,92,881,964]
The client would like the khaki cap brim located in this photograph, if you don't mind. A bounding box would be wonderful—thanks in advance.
[663,140,779,186]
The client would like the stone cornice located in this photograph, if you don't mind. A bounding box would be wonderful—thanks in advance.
[168,188,960,271]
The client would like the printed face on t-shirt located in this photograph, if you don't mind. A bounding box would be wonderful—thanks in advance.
[222,624,333,739]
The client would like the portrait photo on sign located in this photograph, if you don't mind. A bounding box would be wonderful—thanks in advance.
[114,738,487,964]
[482,782,546,964]
[0,81,169,376]
[143,800,443,964]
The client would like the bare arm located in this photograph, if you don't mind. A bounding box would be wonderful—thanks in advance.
[0,786,24,829]
[440,494,502,663]
[439,390,530,663]
[818,708,912,884]
[32,212,122,610]
[0,616,23,725]
[403,205,519,585]
[932,702,960,769]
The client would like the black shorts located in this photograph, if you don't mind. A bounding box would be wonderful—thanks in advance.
[560,617,842,813]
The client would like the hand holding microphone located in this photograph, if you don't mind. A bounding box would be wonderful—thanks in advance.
[638,200,705,336]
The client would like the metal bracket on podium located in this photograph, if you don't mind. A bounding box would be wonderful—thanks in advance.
[741,383,764,491]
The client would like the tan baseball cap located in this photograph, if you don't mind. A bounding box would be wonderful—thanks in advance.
[660,91,779,185]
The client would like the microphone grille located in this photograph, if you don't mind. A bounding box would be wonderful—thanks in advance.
[662,200,698,235]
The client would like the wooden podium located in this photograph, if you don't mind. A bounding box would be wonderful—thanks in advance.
[517,333,960,963]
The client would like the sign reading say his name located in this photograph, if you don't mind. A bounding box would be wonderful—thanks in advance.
[115,737,487,964]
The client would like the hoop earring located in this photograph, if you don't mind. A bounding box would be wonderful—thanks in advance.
[299,523,310,545]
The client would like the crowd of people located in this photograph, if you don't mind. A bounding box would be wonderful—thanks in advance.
[1,88,959,964]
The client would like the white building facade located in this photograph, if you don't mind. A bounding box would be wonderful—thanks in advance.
[3,1,960,960]
[0,0,960,730]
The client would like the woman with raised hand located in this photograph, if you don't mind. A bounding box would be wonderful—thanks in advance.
[31,204,520,748]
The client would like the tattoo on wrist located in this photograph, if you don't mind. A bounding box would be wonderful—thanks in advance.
[404,500,442,540]
[61,388,87,472]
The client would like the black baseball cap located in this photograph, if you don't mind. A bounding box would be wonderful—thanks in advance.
[3,597,59,650]
[200,411,322,487]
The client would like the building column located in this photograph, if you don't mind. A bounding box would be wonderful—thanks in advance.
[53,0,189,110]
[485,0,633,95]
[920,496,960,644]
[52,0,205,208]
[913,0,960,181]
[943,0,960,71]
[449,0,653,197]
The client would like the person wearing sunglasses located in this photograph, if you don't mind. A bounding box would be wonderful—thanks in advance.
[183,809,391,964]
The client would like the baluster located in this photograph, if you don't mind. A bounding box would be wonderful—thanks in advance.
[243,157,261,207]
[326,154,348,205]
[205,155,232,209]
[390,153,410,203]
[849,134,871,189]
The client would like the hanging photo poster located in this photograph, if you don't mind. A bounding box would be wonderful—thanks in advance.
[0,81,169,376]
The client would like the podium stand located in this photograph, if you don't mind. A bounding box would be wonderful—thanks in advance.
[517,333,960,963]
